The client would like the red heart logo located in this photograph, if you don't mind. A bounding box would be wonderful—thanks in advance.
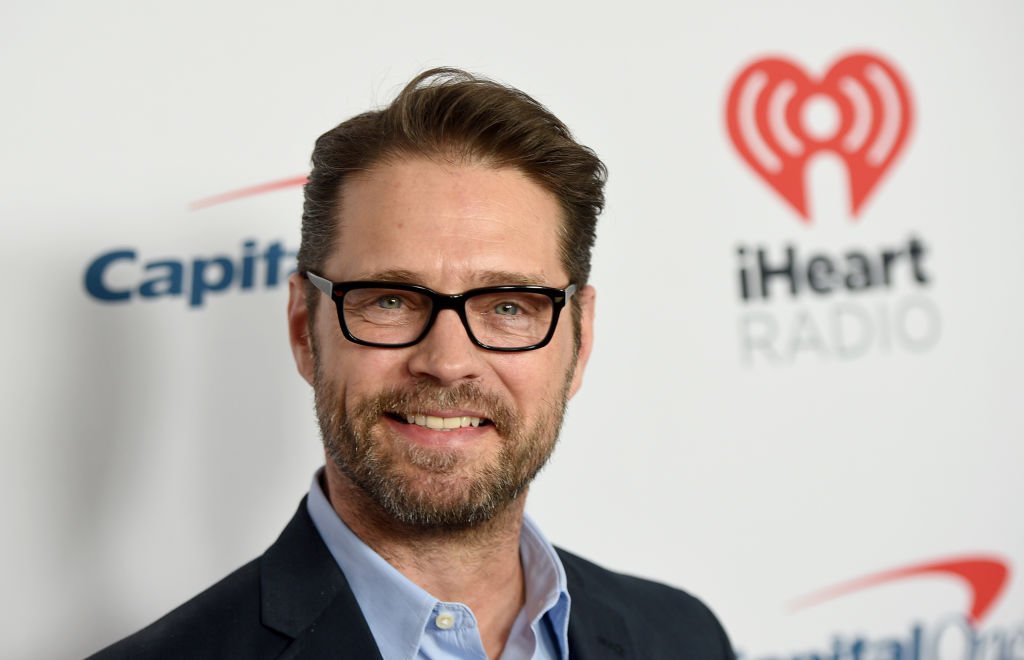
[725,53,913,221]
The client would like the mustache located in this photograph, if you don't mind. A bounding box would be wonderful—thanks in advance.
[356,381,517,432]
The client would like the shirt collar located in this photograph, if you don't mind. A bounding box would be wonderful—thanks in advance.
[306,468,570,660]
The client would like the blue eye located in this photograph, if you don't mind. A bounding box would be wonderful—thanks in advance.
[377,296,403,310]
[495,302,520,315]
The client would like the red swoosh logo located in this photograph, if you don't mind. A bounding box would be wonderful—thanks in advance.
[189,174,308,210]
[791,556,1010,626]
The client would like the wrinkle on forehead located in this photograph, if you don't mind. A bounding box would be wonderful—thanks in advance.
[356,269,552,288]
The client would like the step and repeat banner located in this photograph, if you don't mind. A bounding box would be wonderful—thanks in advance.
[3,2,1022,658]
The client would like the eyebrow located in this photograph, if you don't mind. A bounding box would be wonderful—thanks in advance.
[357,269,552,287]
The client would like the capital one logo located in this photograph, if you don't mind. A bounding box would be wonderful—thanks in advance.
[793,556,1010,626]
[737,556,1015,660]
[726,52,913,221]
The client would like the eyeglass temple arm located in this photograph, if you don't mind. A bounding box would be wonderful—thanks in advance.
[303,271,335,297]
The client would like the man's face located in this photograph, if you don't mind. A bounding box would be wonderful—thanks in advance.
[287,157,594,528]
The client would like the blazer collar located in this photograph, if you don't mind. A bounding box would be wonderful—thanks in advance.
[560,549,636,660]
[260,498,383,659]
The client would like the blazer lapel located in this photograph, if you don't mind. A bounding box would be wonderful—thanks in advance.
[275,593,384,660]
[560,550,635,660]
[261,498,384,660]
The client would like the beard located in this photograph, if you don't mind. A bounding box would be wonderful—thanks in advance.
[313,365,574,529]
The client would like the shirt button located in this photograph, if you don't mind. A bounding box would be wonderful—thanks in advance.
[434,611,456,630]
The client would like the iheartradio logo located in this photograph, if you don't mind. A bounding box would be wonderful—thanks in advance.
[726,53,913,221]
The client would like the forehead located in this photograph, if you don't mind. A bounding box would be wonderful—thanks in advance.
[326,158,566,288]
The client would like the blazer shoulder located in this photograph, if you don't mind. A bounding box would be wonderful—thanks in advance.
[557,547,735,659]
[86,557,288,660]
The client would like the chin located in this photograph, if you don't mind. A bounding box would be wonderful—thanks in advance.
[374,459,516,527]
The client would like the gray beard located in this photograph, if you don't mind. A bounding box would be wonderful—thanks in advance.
[313,372,572,529]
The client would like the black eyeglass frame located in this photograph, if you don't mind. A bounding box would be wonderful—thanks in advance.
[303,271,577,352]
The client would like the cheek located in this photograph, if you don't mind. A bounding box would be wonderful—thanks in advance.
[317,342,411,401]
[493,351,572,411]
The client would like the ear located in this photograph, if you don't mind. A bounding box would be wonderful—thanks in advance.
[567,285,595,399]
[287,272,316,386]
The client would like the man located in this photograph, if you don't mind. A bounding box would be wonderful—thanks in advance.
[90,68,734,659]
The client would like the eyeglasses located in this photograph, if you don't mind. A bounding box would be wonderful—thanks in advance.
[304,271,576,352]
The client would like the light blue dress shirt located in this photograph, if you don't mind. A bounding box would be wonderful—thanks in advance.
[306,470,571,660]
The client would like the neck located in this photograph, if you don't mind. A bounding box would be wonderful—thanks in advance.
[323,464,527,657]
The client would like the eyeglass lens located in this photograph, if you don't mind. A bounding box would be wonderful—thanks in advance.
[342,288,556,348]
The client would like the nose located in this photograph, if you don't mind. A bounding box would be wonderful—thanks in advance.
[405,309,485,386]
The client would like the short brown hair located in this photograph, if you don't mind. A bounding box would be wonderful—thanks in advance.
[298,68,607,336]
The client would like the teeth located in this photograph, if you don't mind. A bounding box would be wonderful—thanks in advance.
[401,414,484,431]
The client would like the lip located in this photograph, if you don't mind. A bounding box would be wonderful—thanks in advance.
[383,415,492,449]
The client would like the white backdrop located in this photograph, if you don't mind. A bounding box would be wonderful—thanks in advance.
[3,2,1022,658]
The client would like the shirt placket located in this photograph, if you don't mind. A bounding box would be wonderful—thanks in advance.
[421,602,488,660]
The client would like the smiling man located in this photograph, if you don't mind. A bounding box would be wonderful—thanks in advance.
[90,69,734,660]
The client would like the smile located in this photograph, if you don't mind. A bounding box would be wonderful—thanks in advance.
[387,413,490,431]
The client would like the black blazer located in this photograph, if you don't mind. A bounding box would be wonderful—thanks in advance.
[88,500,734,659]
